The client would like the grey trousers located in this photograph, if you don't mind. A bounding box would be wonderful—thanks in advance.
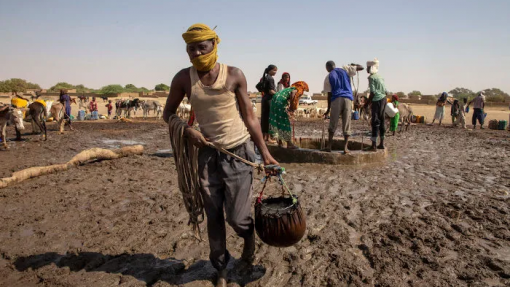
[329,97,352,136]
[198,140,255,271]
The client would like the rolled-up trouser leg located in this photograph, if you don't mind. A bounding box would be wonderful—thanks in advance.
[198,146,230,271]
[339,97,352,136]
[328,97,341,135]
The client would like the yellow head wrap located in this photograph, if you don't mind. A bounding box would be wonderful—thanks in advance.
[182,24,221,72]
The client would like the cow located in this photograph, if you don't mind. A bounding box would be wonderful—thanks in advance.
[0,105,25,149]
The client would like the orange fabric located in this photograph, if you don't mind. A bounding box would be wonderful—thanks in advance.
[289,81,309,111]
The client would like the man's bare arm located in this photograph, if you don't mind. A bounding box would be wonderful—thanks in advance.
[163,70,187,123]
[232,68,277,165]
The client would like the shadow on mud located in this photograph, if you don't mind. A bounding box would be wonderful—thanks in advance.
[14,252,265,286]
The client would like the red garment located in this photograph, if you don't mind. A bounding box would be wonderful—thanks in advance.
[89,101,98,112]
[107,103,113,111]
[278,72,291,89]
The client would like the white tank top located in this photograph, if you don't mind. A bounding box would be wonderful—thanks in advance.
[189,63,250,149]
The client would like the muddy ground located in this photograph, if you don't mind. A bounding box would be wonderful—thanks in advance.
[0,119,509,287]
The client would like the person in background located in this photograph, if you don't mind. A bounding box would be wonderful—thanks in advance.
[365,58,387,150]
[389,94,400,136]
[269,81,309,149]
[455,98,468,129]
[89,97,98,120]
[430,92,451,126]
[106,100,113,118]
[59,89,74,130]
[323,61,364,153]
[276,72,290,92]
[467,91,486,129]
[260,64,277,143]
[451,99,460,127]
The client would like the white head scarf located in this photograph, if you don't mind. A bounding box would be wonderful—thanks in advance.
[366,58,379,74]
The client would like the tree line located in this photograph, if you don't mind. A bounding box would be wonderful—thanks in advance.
[0,78,170,94]
[2,78,509,102]
[390,88,510,102]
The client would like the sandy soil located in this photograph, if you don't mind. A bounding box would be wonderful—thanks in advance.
[0,118,509,287]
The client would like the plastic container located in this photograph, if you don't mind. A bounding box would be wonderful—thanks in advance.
[77,110,85,121]
[91,111,99,120]
[385,102,398,117]
[498,120,508,130]
[465,106,469,113]
[11,98,28,108]
[352,111,360,120]
[420,116,426,124]
[489,120,498,130]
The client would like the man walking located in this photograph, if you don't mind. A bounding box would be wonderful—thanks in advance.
[163,24,278,287]
[323,61,364,153]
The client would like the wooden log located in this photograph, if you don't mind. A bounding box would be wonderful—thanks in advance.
[0,145,143,189]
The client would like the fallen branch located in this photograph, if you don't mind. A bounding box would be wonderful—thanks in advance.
[0,145,144,189]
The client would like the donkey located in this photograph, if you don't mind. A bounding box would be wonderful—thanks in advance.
[142,100,162,119]
[28,101,47,140]
[0,105,25,149]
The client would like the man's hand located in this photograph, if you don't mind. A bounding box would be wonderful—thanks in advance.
[186,128,209,148]
[262,152,279,167]
[323,109,330,119]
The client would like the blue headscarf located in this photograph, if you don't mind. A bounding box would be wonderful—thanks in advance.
[439,92,448,102]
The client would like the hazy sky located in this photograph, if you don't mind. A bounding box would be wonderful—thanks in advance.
[1,0,509,95]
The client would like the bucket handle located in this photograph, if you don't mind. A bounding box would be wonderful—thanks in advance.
[257,166,296,204]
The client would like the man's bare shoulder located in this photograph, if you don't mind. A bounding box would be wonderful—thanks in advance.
[174,67,191,81]
[227,65,245,78]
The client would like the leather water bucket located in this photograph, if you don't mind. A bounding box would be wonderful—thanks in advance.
[254,166,306,248]
[255,196,306,247]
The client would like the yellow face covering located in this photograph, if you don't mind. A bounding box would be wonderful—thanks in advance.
[182,23,221,72]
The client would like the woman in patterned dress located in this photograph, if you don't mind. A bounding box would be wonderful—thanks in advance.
[269,81,309,148]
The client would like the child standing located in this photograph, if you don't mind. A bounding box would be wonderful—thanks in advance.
[451,99,460,126]
[106,100,113,119]
[455,98,467,128]
[389,94,400,136]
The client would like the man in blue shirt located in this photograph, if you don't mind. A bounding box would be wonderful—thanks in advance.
[323,60,364,153]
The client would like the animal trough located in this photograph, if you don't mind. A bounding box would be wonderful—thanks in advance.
[266,137,387,165]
